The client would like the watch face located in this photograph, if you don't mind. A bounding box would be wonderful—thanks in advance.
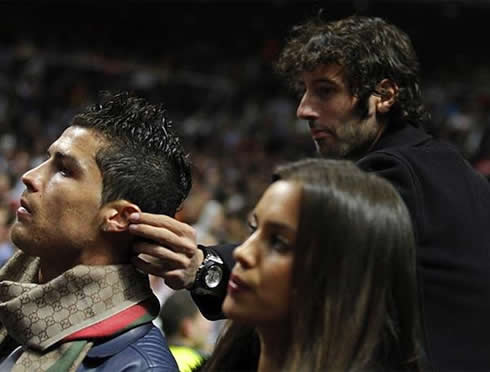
[204,265,223,289]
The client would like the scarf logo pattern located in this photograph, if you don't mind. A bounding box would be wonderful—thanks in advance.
[0,264,152,351]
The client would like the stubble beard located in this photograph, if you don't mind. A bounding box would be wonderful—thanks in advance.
[315,119,381,161]
[314,136,354,160]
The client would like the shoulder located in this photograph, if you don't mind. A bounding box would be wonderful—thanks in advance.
[358,124,470,186]
[360,124,485,185]
[129,326,178,370]
[79,324,178,372]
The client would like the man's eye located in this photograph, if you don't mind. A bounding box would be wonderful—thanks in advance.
[58,164,71,177]
[293,83,306,98]
[295,89,306,99]
[316,86,333,97]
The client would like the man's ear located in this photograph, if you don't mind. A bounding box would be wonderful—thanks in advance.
[373,79,399,114]
[100,200,141,233]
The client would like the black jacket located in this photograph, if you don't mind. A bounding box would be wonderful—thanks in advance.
[78,324,178,372]
[1,324,178,372]
[195,125,490,372]
[358,125,490,372]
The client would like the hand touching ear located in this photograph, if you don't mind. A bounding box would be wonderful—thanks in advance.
[101,201,141,233]
[128,212,203,290]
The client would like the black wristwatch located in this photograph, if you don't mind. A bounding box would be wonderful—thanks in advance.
[190,246,227,296]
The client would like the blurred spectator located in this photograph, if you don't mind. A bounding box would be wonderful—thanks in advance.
[0,201,15,267]
[160,291,213,372]
[192,186,227,245]
[0,2,489,252]
[473,125,490,180]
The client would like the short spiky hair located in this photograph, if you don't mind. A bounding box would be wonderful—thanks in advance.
[71,92,192,216]
[276,15,430,127]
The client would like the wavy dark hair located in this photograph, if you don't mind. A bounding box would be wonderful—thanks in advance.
[71,91,192,216]
[205,159,423,371]
[276,15,430,128]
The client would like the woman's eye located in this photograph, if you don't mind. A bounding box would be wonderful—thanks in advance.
[247,221,257,233]
[269,234,290,253]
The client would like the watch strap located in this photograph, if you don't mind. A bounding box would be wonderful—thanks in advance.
[189,246,227,297]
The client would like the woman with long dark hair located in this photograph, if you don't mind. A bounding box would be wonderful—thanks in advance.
[203,159,423,372]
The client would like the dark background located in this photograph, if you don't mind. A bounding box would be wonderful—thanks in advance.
[1,1,489,70]
[1,1,489,251]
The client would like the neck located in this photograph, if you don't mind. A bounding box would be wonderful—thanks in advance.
[256,325,289,372]
[38,239,130,284]
[366,120,387,153]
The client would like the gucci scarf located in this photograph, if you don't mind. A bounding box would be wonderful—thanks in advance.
[0,251,159,372]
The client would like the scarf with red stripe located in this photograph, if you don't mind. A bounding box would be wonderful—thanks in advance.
[0,251,159,372]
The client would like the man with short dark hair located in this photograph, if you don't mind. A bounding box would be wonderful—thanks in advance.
[0,92,191,371]
[129,16,490,372]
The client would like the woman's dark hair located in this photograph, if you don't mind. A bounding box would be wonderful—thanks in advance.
[205,158,422,371]
[276,15,430,128]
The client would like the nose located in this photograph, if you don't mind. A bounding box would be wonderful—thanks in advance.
[233,233,258,269]
[296,93,319,121]
[21,164,43,192]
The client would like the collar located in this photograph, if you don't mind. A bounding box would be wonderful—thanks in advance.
[86,323,153,358]
[370,124,432,153]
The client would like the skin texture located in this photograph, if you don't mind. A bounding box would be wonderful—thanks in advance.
[222,180,301,372]
[296,64,386,159]
[222,181,300,327]
[11,127,106,282]
[10,126,137,283]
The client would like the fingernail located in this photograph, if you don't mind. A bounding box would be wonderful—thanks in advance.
[129,213,140,221]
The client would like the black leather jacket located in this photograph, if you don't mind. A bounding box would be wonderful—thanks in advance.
[78,324,178,372]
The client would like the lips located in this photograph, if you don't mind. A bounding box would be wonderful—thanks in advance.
[228,273,251,294]
[310,128,334,140]
[19,197,32,214]
[308,120,335,139]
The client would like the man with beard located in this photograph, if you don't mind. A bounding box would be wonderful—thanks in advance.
[129,16,490,372]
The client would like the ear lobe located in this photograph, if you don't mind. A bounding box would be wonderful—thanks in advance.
[100,201,141,233]
[374,79,398,114]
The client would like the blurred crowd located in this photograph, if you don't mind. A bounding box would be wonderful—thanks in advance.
[1,24,490,267]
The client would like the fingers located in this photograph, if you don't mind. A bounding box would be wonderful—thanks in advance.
[128,212,202,289]
[133,242,191,269]
[132,255,171,276]
[128,214,197,257]
[130,225,196,256]
[131,254,196,290]
[129,212,195,238]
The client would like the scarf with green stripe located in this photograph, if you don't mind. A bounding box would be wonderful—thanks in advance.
[0,251,159,372]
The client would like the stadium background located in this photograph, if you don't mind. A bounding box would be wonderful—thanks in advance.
[1,1,489,255]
